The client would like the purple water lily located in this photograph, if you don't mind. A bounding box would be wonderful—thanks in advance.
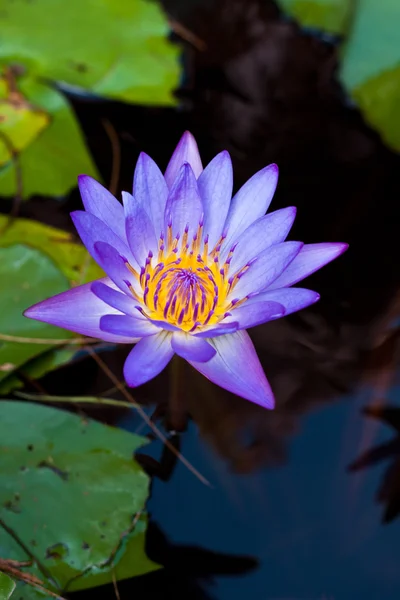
[24,132,347,409]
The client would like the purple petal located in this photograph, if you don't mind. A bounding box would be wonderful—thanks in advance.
[164,131,203,189]
[224,301,285,330]
[171,332,216,362]
[133,152,168,237]
[100,314,160,337]
[195,322,239,338]
[164,163,203,239]
[71,210,138,269]
[267,242,349,290]
[123,332,174,387]
[78,175,126,242]
[94,241,140,295]
[225,207,296,273]
[245,287,320,314]
[231,241,303,299]
[123,191,158,266]
[197,151,233,250]
[223,164,279,248]
[91,280,143,317]
[189,330,274,408]
[24,278,139,343]
[149,320,181,332]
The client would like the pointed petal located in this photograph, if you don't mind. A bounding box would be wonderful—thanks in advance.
[245,287,320,314]
[189,330,274,408]
[71,210,137,268]
[123,191,158,266]
[100,314,160,337]
[123,332,174,387]
[91,280,144,317]
[24,278,138,343]
[195,322,239,338]
[267,242,349,290]
[133,152,168,237]
[78,175,126,242]
[197,151,233,249]
[172,332,216,362]
[226,207,296,272]
[223,163,279,247]
[94,241,140,295]
[224,301,285,329]
[149,319,181,332]
[165,131,203,188]
[164,163,203,239]
[230,241,303,299]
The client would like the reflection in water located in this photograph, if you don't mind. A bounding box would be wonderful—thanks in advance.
[75,520,257,600]
[142,521,258,600]
[349,405,400,524]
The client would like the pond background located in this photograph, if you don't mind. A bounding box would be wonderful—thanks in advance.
[2,0,400,598]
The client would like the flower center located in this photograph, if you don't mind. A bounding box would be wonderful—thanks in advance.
[125,224,249,332]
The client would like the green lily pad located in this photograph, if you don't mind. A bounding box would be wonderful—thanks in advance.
[0,572,16,600]
[0,401,158,596]
[0,0,179,106]
[0,75,99,198]
[0,0,180,199]
[0,218,104,394]
[0,215,103,286]
[339,0,400,151]
[0,245,73,386]
[275,0,352,35]
[0,95,49,167]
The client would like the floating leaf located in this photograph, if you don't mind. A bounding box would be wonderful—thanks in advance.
[0,245,72,386]
[339,0,400,151]
[0,401,159,595]
[0,572,16,600]
[0,93,49,167]
[275,0,352,35]
[0,74,99,198]
[0,0,179,106]
[0,218,103,393]
[0,0,180,198]
[0,215,103,285]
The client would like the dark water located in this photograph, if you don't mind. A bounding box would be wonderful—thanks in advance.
[7,0,400,598]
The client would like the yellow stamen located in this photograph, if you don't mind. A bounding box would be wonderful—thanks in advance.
[124,228,247,332]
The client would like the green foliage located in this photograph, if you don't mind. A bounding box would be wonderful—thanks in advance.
[275,0,352,35]
[0,215,103,285]
[339,0,400,151]
[0,72,100,199]
[0,217,104,394]
[0,0,180,198]
[0,401,158,597]
[0,245,73,387]
[0,572,16,600]
[276,0,400,152]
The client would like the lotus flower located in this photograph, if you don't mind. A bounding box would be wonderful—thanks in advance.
[24,132,347,409]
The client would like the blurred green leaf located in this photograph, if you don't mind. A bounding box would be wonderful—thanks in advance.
[0,96,49,167]
[275,0,352,35]
[0,401,159,595]
[0,245,73,386]
[0,572,16,600]
[339,0,400,151]
[0,215,103,285]
[0,218,103,394]
[0,0,180,198]
[0,74,99,198]
[0,0,179,106]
